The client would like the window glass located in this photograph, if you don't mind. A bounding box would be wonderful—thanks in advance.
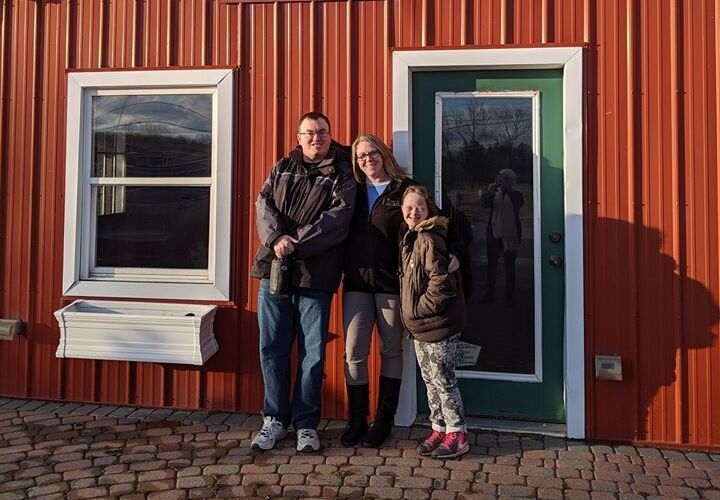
[95,186,210,269]
[92,95,212,178]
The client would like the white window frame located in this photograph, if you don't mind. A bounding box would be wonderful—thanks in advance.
[63,69,234,301]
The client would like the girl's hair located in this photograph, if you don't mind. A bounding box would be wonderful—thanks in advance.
[402,184,439,217]
[351,134,407,183]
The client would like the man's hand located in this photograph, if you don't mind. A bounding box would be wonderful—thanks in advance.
[273,235,297,259]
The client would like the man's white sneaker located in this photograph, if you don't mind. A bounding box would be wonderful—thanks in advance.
[251,416,288,451]
[296,428,320,452]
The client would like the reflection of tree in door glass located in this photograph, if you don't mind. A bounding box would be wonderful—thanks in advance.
[442,96,535,374]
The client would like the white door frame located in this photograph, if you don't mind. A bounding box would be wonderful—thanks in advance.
[391,47,585,439]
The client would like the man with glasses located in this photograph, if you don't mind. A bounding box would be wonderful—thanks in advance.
[250,111,356,452]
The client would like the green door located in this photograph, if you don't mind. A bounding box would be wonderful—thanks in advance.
[412,70,565,422]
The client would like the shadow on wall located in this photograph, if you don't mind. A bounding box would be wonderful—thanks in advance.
[592,218,718,444]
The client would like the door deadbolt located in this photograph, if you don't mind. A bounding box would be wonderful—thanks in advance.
[548,255,563,268]
[549,232,562,243]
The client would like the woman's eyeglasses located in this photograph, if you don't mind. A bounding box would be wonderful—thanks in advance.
[356,150,381,162]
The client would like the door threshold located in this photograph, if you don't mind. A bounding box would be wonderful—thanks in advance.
[414,415,566,437]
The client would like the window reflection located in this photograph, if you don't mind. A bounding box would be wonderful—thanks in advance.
[92,95,212,178]
[95,186,210,269]
[441,96,535,374]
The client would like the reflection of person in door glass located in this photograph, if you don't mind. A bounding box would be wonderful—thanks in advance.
[481,169,524,306]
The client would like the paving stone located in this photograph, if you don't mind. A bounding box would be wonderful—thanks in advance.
[67,486,108,499]
[147,491,188,500]
[306,471,342,486]
[98,472,137,485]
[670,466,709,479]
[415,466,450,480]
[370,473,396,487]
[146,409,175,422]
[26,482,70,497]
[137,479,176,493]
[657,485,701,498]
[339,485,366,498]
[386,457,421,467]
[5,399,720,500]
[13,465,53,479]
[487,472,525,486]
[126,408,155,420]
[176,476,209,489]
[0,478,35,493]
[405,487,432,499]
[497,484,536,497]
[0,491,26,500]
[365,486,405,499]
[69,477,98,489]
[1,401,29,411]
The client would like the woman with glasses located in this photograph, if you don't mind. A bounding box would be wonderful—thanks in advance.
[340,134,420,447]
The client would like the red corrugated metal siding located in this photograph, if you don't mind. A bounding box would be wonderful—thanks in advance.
[0,0,718,447]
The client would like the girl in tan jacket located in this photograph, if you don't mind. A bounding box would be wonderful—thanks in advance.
[399,185,468,459]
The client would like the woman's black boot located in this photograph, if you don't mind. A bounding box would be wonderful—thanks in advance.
[366,376,402,447]
[341,384,369,446]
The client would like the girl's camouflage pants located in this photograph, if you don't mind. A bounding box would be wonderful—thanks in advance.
[414,334,467,433]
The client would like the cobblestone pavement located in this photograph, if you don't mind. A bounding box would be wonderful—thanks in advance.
[0,398,719,499]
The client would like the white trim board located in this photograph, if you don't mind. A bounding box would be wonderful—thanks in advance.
[392,47,585,439]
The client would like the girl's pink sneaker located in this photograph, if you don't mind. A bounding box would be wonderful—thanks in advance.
[432,431,469,459]
[417,430,445,456]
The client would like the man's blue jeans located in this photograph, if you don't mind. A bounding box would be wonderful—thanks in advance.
[257,279,332,430]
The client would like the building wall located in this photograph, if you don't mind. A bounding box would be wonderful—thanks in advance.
[0,0,718,447]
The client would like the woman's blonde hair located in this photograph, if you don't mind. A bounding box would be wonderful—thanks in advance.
[351,134,407,183]
[401,184,439,217]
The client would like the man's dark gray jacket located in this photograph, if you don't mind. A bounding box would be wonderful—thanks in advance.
[250,143,356,293]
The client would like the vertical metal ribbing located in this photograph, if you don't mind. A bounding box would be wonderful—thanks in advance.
[669,0,684,444]
[99,0,108,67]
[460,0,468,45]
[310,1,317,110]
[542,0,549,43]
[584,0,591,44]
[346,0,352,139]
[500,0,507,44]
[66,0,76,69]
[625,0,641,441]
[273,1,280,159]
[384,0,391,139]
[26,0,46,395]
[715,4,720,404]
[132,0,139,66]
[421,0,427,46]
[166,0,172,65]
[202,0,210,65]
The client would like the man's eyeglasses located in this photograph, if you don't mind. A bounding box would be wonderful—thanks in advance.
[298,129,329,138]
[356,150,381,162]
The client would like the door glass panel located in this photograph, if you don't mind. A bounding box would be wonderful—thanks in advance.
[438,92,538,376]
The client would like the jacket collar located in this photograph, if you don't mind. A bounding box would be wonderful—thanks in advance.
[411,215,449,234]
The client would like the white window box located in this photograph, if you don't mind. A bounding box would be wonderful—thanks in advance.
[54,300,219,365]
